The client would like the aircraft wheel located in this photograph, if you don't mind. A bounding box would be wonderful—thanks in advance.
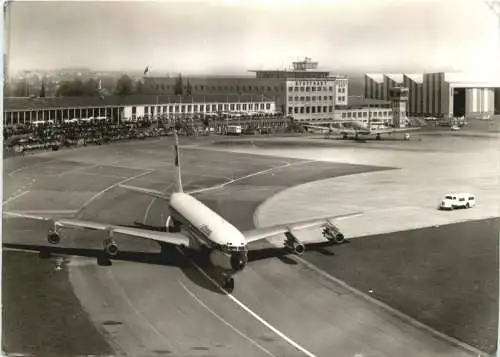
[222,277,235,293]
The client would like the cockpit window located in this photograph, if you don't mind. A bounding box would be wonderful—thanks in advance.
[445,195,453,199]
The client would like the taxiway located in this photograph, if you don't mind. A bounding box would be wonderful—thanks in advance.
[3,131,499,357]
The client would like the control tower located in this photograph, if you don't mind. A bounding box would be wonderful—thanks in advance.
[389,86,409,128]
[292,57,318,71]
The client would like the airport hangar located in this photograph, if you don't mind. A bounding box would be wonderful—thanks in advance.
[364,72,500,118]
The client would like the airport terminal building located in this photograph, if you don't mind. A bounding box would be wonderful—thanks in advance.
[364,72,500,118]
[143,58,349,123]
[3,94,276,127]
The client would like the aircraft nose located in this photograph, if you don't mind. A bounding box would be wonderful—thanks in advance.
[230,251,247,272]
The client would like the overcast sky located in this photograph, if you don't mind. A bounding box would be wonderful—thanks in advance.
[5,0,499,75]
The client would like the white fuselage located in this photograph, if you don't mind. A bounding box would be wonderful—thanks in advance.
[168,192,248,272]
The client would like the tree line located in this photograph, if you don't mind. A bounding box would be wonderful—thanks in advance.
[5,73,191,98]
[4,75,145,98]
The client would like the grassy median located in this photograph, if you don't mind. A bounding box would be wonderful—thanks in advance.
[2,250,113,356]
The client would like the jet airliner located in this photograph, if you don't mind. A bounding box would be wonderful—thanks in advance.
[4,132,361,292]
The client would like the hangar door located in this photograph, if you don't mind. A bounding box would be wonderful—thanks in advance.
[452,88,466,117]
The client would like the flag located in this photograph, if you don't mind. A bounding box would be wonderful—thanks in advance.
[144,66,149,75]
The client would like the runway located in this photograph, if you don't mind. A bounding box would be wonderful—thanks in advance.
[3,133,499,357]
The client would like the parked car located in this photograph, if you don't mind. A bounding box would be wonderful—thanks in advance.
[439,193,476,210]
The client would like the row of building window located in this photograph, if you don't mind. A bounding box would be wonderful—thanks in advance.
[150,83,285,93]
[288,106,334,114]
[338,96,346,102]
[288,86,334,93]
[337,88,346,93]
[135,102,272,114]
[337,80,348,88]
[340,110,391,119]
[292,81,330,86]
[288,96,335,102]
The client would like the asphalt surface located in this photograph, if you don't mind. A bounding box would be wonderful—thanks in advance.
[3,131,499,357]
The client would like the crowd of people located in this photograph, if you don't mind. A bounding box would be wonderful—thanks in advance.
[3,119,170,157]
[2,112,293,158]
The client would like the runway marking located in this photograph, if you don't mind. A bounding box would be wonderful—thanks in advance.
[292,255,489,357]
[178,280,277,357]
[7,159,56,177]
[3,191,29,205]
[142,183,173,224]
[178,249,317,357]
[57,163,100,177]
[189,160,314,195]
[76,170,153,216]
[6,209,79,216]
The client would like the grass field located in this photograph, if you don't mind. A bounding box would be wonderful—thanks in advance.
[2,250,114,356]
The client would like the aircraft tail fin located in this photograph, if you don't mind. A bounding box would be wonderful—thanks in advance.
[173,130,184,193]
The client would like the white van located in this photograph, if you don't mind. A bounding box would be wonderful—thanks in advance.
[439,193,476,210]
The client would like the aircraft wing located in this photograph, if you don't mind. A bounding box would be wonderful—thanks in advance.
[119,184,171,200]
[370,127,421,134]
[119,183,219,197]
[3,211,191,247]
[243,212,362,243]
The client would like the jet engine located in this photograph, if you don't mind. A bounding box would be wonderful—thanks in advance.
[284,232,305,255]
[103,238,119,256]
[47,229,61,244]
[322,223,345,244]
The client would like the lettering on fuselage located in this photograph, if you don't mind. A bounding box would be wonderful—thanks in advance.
[199,224,212,237]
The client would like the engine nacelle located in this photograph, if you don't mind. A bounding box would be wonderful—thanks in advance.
[322,223,345,244]
[103,239,119,256]
[284,232,305,255]
[47,230,61,244]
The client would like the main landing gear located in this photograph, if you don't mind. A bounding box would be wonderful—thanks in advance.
[222,276,235,293]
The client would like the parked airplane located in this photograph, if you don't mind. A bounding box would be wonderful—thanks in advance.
[304,117,420,141]
[4,132,361,292]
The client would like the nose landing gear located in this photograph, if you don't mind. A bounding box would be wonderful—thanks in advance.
[222,276,235,293]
